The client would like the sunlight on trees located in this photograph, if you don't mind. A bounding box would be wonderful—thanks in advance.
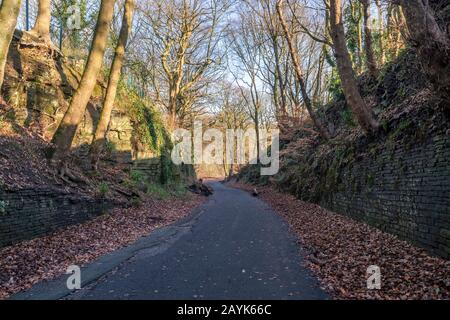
[1,0,448,168]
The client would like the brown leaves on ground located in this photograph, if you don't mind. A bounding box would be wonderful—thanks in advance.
[229,182,450,300]
[0,194,205,300]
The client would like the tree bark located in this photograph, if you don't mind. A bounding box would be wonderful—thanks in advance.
[397,0,450,99]
[31,0,52,42]
[51,0,115,164]
[168,92,178,131]
[355,3,364,73]
[272,35,287,116]
[348,1,363,73]
[329,0,379,133]
[276,0,330,140]
[254,108,261,163]
[375,0,386,65]
[360,0,378,78]
[89,0,135,170]
[0,0,22,92]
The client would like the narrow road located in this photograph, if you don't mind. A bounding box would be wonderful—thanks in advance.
[63,182,327,300]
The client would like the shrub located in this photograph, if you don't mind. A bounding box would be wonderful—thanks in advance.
[105,141,117,153]
[131,170,146,183]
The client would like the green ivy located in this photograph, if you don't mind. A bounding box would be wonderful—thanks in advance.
[340,109,356,128]
[116,83,179,185]
[115,83,172,153]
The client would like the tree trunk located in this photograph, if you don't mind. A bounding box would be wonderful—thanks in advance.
[389,5,406,57]
[0,0,22,92]
[51,0,115,164]
[89,0,135,170]
[329,0,379,133]
[398,0,450,99]
[276,0,330,140]
[272,35,287,116]
[168,93,178,131]
[375,0,386,65]
[349,0,363,73]
[360,0,378,78]
[355,4,364,73]
[357,14,363,73]
[31,0,52,42]
[254,109,261,164]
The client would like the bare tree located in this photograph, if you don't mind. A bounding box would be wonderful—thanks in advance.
[0,0,22,93]
[276,0,330,139]
[51,0,115,167]
[139,0,228,130]
[328,0,379,133]
[247,0,289,118]
[89,0,135,169]
[214,81,249,177]
[228,11,264,161]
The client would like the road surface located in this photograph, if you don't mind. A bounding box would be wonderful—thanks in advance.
[15,181,327,300]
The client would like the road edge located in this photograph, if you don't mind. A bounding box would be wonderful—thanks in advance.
[9,203,208,300]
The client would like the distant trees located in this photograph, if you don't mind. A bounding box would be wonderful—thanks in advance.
[228,10,264,160]
[50,0,115,167]
[53,0,91,54]
[248,0,288,119]
[0,0,22,92]
[139,0,228,130]
[1,0,448,172]
[386,2,406,59]
[214,82,249,177]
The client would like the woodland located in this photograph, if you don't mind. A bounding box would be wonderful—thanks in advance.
[0,0,449,300]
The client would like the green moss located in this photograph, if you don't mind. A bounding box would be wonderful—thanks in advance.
[381,120,389,132]
[131,197,142,207]
[98,182,109,197]
[0,200,9,215]
[131,170,146,183]
[366,173,375,187]
[105,141,117,153]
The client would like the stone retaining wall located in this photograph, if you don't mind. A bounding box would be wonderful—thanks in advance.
[0,188,111,248]
[319,133,450,259]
